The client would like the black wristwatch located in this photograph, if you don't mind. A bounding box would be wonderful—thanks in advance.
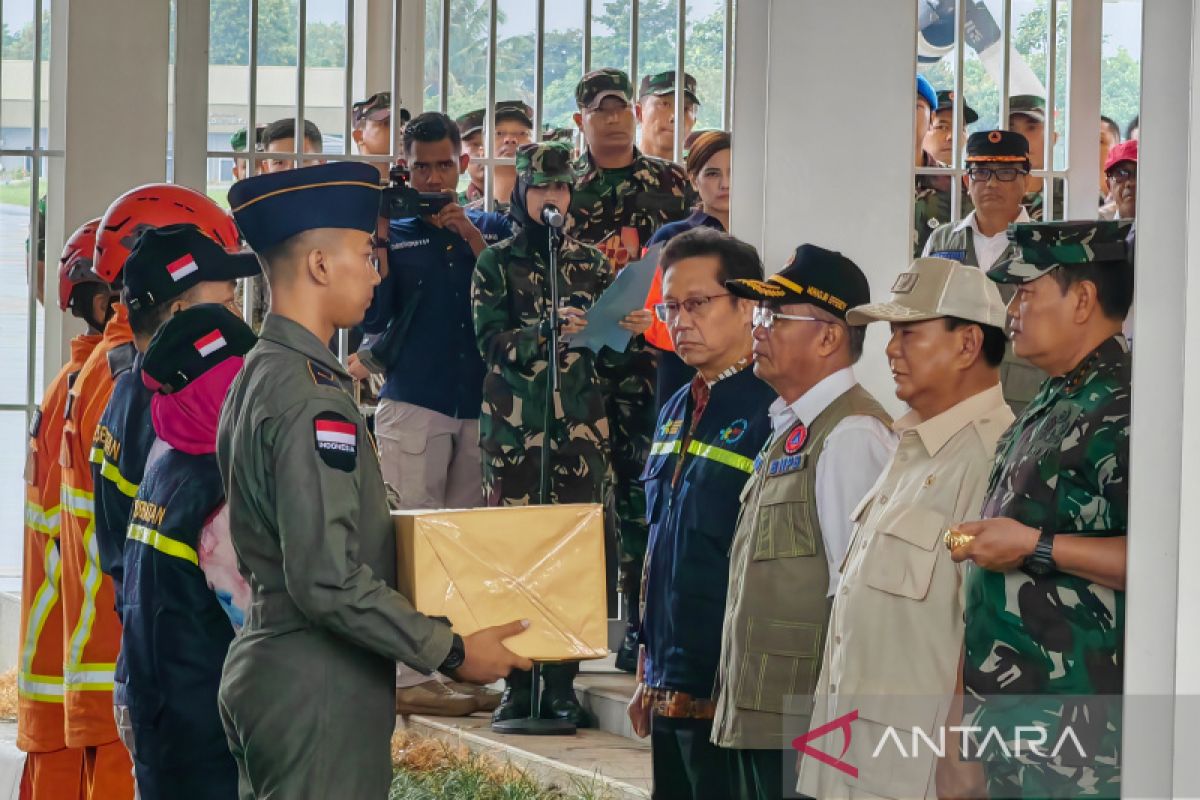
[438,633,466,675]
[1023,530,1057,576]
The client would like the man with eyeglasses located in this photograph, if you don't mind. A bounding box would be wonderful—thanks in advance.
[567,67,691,673]
[352,91,412,181]
[626,228,775,799]
[456,101,534,213]
[1103,139,1138,221]
[636,70,701,167]
[925,129,1044,415]
[710,245,895,800]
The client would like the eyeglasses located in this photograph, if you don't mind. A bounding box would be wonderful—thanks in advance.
[967,166,1029,183]
[752,306,822,330]
[653,293,732,322]
[1108,167,1137,184]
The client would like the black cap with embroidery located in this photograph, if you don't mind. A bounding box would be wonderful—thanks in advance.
[123,223,260,312]
[934,90,978,125]
[727,244,870,320]
[965,130,1030,163]
[141,303,256,394]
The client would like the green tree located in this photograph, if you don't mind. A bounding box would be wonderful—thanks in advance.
[1,12,51,61]
[209,0,347,67]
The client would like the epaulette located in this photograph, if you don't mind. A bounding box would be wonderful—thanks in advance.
[307,360,342,389]
[107,342,137,379]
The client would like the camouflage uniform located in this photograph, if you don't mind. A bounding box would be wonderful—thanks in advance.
[565,68,693,580]
[913,151,973,257]
[472,142,618,506]
[963,220,1133,799]
[1023,177,1066,222]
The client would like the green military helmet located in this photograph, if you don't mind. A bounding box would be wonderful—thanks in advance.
[515,141,575,187]
[575,67,634,109]
[988,219,1133,284]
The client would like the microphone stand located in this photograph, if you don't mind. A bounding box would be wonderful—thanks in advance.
[493,210,575,737]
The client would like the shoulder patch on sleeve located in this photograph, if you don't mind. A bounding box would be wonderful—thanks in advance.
[107,342,137,379]
[307,360,341,389]
[313,411,358,472]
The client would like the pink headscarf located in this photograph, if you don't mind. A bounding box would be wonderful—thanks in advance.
[149,356,244,455]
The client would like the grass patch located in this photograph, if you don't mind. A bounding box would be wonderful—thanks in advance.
[389,730,619,800]
[0,180,42,208]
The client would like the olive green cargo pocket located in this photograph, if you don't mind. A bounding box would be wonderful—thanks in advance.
[752,478,814,560]
[733,617,822,714]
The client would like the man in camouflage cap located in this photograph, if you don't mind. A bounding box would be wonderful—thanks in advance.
[950,219,1134,799]
[473,140,641,726]
[456,100,534,211]
[566,66,691,672]
[1007,94,1073,221]
[351,91,411,180]
[636,69,700,163]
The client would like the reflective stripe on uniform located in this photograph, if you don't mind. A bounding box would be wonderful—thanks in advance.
[90,447,139,498]
[650,440,682,457]
[64,515,104,678]
[127,524,199,566]
[18,538,62,702]
[64,662,116,692]
[60,486,94,519]
[685,440,755,474]
[24,502,61,536]
[18,672,65,703]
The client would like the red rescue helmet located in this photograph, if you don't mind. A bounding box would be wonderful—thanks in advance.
[58,218,107,311]
[93,184,241,283]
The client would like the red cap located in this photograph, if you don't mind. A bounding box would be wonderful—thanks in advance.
[1104,139,1138,173]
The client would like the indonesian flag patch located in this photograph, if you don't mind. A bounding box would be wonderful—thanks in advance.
[313,411,357,471]
[193,329,227,357]
[166,254,199,282]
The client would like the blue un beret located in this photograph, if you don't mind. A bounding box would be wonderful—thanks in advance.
[228,161,382,253]
[916,75,937,113]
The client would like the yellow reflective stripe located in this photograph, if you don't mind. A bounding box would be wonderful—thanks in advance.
[65,519,103,674]
[685,440,756,474]
[18,672,65,703]
[61,486,94,519]
[18,539,62,690]
[88,444,104,467]
[24,501,61,535]
[650,440,682,457]
[95,455,139,498]
[127,524,199,567]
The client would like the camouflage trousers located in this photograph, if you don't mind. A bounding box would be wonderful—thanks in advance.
[602,347,656,583]
[482,438,609,507]
[984,759,1121,799]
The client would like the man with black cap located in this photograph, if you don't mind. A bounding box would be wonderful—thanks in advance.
[924,129,1044,415]
[352,91,411,181]
[456,100,534,211]
[567,67,690,672]
[913,78,971,257]
[950,220,1133,799]
[924,89,979,166]
[120,303,257,800]
[222,161,530,798]
[636,69,700,164]
[712,246,895,800]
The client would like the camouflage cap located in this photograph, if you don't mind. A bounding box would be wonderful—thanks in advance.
[515,141,574,187]
[988,219,1134,284]
[1008,94,1047,123]
[638,70,700,105]
[541,126,576,144]
[352,91,411,129]
[230,124,266,152]
[456,101,534,138]
[575,67,634,110]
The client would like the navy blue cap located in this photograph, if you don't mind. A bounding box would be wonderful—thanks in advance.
[123,223,260,312]
[228,162,383,253]
[916,75,937,113]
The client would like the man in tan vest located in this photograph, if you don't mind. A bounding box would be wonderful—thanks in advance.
[713,245,895,800]
[796,257,1015,800]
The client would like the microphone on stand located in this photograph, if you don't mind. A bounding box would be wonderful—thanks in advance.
[541,204,565,229]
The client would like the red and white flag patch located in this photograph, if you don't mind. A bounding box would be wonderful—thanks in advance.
[313,412,358,471]
[194,329,227,357]
[166,254,199,281]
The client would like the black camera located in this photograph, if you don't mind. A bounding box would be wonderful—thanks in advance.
[380,163,456,218]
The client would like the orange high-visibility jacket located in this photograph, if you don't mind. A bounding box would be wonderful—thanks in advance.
[19,333,102,753]
[59,305,132,747]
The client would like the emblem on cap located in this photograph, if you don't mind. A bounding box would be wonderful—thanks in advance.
[193,329,228,357]
[988,131,1003,143]
[891,274,919,294]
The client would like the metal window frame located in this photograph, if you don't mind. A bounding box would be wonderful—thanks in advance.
[913,0,1072,225]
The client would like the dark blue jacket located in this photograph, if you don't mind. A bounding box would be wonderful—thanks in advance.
[645,210,725,248]
[364,211,511,418]
[121,445,237,797]
[639,367,775,697]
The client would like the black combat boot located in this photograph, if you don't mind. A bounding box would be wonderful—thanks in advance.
[540,662,593,728]
[491,668,533,723]
[614,562,642,673]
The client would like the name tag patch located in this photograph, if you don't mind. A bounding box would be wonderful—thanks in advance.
[768,454,806,476]
[313,412,358,472]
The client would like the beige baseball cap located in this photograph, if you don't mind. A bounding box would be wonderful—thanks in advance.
[846,257,1007,329]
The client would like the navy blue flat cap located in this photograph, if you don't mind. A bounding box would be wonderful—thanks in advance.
[228,161,383,253]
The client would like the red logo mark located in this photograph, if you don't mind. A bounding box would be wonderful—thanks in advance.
[784,423,808,455]
[792,709,858,779]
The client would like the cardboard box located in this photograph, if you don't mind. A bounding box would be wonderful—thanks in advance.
[393,503,608,662]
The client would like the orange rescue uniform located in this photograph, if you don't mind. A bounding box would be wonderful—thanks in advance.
[19,333,101,798]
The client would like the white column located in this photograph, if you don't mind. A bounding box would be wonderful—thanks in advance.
[354,0,393,101]
[728,0,918,412]
[1066,0,1101,219]
[397,0,426,116]
[173,0,212,192]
